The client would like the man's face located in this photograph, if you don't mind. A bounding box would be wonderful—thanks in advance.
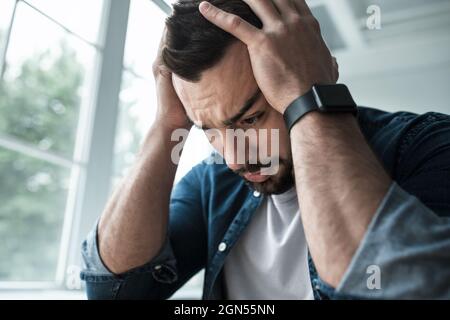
[173,42,294,194]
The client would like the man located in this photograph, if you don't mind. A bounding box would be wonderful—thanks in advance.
[81,0,450,299]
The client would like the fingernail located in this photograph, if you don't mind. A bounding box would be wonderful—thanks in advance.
[199,1,210,13]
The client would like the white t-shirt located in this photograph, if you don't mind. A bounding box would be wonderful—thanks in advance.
[223,187,314,300]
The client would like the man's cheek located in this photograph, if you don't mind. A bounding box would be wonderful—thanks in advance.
[257,128,280,175]
[205,129,226,159]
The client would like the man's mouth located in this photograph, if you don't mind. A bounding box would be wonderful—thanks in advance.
[243,171,271,183]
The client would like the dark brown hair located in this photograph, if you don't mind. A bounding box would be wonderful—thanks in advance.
[162,0,262,82]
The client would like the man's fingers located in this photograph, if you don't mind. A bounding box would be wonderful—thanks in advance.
[199,1,259,44]
[271,0,296,17]
[242,0,281,24]
[292,0,313,16]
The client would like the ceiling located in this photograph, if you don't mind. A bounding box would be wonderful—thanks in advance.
[164,0,450,51]
[309,0,450,51]
[163,0,450,78]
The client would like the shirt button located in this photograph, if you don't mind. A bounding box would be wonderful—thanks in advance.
[218,242,227,252]
[253,191,261,197]
[154,265,162,271]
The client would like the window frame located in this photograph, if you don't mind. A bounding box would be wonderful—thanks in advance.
[0,0,171,291]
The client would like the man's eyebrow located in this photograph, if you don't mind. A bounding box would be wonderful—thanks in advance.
[187,89,261,130]
[223,89,262,126]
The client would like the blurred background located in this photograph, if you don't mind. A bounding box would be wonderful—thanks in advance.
[0,0,448,299]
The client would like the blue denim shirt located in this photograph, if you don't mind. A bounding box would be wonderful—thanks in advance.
[81,107,450,299]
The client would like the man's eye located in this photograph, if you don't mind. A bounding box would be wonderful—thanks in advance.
[243,113,263,126]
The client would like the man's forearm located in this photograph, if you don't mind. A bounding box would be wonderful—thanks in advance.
[98,121,182,274]
[290,112,391,287]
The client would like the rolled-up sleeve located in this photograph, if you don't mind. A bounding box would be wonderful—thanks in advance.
[80,161,208,300]
[334,182,450,299]
[312,112,450,299]
[81,221,114,275]
[80,221,178,299]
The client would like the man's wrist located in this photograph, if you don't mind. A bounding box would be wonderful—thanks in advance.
[284,84,358,133]
[152,119,175,133]
[278,86,312,114]
[290,112,356,137]
[153,116,190,132]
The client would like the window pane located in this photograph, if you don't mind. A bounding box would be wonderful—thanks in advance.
[113,71,213,181]
[0,2,97,158]
[113,71,157,177]
[24,0,105,44]
[0,147,69,281]
[124,0,166,77]
[0,0,15,48]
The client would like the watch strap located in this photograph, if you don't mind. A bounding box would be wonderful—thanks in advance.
[283,90,319,133]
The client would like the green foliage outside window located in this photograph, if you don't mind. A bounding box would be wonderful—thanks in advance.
[0,42,82,281]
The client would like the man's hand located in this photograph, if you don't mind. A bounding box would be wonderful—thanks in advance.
[153,29,191,130]
[199,0,338,114]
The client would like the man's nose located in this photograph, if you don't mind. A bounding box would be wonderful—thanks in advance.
[223,145,242,172]
[222,135,249,170]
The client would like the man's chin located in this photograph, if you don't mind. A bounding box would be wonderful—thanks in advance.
[245,174,294,195]
[237,158,295,195]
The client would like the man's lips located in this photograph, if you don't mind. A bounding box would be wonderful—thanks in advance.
[243,171,271,183]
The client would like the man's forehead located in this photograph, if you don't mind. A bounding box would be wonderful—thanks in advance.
[172,44,258,128]
[178,85,260,130]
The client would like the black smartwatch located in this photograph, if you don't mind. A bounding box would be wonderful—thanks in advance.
[283,84,358,133]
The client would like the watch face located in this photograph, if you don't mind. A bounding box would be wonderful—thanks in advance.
[313,84,357,112]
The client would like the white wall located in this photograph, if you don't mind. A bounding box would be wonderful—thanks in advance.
[343,62,450,115]
[336,29,450,116]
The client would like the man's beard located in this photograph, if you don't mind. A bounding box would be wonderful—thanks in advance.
[233,158,295,195]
